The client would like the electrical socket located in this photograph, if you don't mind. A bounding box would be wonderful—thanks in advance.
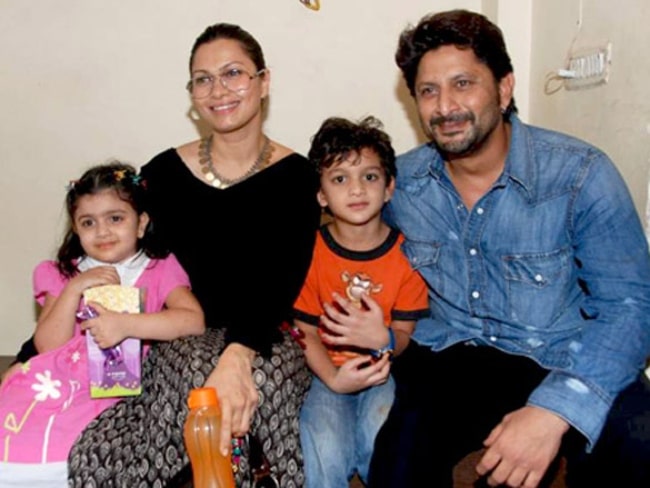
[564,42,612,90]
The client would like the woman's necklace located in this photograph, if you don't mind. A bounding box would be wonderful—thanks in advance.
[198,134,272,189]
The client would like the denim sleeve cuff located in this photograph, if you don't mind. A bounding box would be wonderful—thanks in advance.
[527,369,611,450]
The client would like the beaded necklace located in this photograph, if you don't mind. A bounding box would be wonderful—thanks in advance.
[198,134,272,189]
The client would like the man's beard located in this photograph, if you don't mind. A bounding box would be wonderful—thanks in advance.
[427,108,500,158]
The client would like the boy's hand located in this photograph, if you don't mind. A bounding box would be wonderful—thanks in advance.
[329,353,390,394]
[320,292,389,351]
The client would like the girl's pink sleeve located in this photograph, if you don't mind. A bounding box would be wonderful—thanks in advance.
[157,254,191,300]
[140,254,192,313]
[33,261,67,306]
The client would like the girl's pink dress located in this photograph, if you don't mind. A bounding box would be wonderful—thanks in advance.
[0,254,189,463]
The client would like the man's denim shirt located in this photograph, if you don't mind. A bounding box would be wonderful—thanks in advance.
[385,115,650,448]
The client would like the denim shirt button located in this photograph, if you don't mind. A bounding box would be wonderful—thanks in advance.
[534,274,543,282]
[489,335,497,342]
[471,291,480,299]
[469,248,477,256]
[476,207,484,215]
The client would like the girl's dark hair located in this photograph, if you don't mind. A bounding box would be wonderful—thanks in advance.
[395,9,517,118]
[56,161,168,278]
[308,115,397,182]
[189,23,266,72]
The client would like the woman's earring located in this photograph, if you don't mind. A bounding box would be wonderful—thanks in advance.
[189,108,201,121]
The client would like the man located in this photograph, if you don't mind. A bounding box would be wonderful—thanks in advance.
[368,9,650,488]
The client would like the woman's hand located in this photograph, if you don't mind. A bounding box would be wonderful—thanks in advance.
[204,343,259,456]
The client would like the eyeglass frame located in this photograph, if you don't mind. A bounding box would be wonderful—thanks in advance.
[186,67,266,98]
[247,433,280,488]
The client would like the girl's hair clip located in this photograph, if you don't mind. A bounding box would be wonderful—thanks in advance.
[113,169,146,188]
[65,179,79,192]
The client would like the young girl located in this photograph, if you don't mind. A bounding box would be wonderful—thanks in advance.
[0,162,204,487]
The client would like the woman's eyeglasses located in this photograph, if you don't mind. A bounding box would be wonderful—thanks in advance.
[186,67,266,98]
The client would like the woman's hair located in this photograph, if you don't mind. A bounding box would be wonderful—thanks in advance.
[56,161,168,278]
[308,115,396,182]
[189,23,266,72]
[395,9,517,118]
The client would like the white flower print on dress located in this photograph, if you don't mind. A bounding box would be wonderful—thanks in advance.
[4,370,62,436]
[31,370,62,401]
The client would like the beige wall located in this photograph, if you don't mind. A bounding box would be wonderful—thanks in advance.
[1,0,647,355]
[0,0,481,354]
[528,0,650,221]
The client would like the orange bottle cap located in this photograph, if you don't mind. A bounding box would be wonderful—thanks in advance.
[187,387,218,409]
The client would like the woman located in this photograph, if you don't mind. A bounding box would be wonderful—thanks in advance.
[64,23,320,486]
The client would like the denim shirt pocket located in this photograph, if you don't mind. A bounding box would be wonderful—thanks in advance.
[401,240,443,293]
[503,247,572,328]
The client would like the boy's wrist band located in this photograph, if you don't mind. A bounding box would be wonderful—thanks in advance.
[371,326,395,359]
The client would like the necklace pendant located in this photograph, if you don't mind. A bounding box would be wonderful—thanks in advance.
[198,134,272,189]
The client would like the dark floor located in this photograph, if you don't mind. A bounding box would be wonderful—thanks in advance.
[350,448,567,487]
[349,451,566,488]
[348,452,566,487]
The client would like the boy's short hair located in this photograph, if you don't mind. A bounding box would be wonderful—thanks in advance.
[308,116,396,181]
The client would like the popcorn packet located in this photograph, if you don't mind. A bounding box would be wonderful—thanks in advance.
[80,284,144,398]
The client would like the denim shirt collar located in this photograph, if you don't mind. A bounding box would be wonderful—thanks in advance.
[502,115,535,201]
[412,114,535,202]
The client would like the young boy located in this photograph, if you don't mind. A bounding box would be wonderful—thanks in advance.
[293,116,429,488]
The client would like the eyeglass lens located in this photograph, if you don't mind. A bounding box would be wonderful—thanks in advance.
[189,68,262,98]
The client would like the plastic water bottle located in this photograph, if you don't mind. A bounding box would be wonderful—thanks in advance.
[184,387,236,488]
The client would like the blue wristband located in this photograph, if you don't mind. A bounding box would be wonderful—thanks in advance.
[371,327,396,359]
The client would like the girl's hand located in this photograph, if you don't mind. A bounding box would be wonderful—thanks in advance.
[330,353,391,394]
[204,343,258,456]
[34,266,121,353]
[71,266,120,294]
[320,292,389,351]
[80,302,127,348]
